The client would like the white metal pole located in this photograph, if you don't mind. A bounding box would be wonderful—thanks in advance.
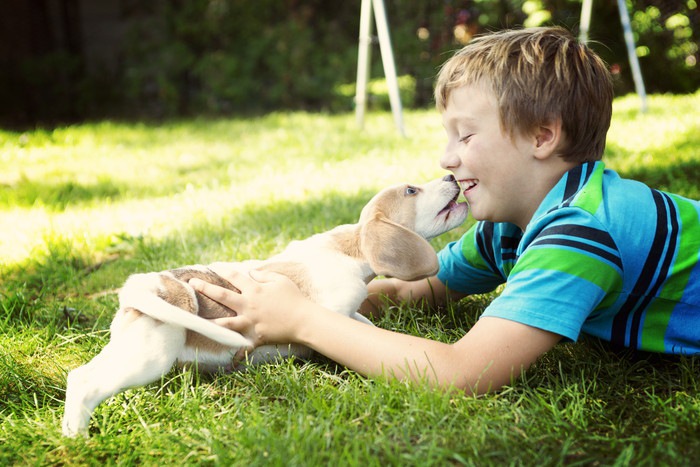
[355,0,373,129]
[579,0,593,43]
[371,0,406,136]
[616,0,648,112]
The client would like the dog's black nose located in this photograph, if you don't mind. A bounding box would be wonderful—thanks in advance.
[442,174,455,182]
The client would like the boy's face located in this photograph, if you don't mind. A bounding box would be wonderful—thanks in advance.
[440,84,545,230]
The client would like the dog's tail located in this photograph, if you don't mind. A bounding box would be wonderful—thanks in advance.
[118,273,252,349]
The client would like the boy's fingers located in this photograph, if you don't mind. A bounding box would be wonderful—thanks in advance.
[189,278,243,307]
[233,347,248,364]
[210,316,247,332]
[211,316,258,351]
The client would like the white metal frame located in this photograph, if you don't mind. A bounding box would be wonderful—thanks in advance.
[355,0,405,136]
[580,0,648,112]
[354,0,649,136]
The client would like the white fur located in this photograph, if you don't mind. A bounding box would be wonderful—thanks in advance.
[118,273,251,348]
[274,227,373,317]
[62,176,467,437]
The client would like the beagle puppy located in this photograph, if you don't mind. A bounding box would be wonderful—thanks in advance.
[62,175,468,437]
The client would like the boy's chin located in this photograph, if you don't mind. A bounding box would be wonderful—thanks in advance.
[471,210,501,224]
[468,209,487,222]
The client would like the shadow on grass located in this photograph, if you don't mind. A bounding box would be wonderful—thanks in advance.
[0,116,279,211]
[0,176,128,210]
[0,188,377,327]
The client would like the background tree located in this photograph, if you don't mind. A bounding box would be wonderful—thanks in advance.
[0,0,697,127]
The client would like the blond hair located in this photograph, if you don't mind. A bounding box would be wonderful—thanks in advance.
[435,27,613,162]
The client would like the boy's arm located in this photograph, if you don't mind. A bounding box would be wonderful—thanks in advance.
[360,276,467,319]
[191,270,561,394]
[298,308,561,393]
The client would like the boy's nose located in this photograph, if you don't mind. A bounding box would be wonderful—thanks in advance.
[440,147,460,170]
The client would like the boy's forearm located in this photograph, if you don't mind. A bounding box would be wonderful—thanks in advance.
[361,276,454,318]
[360,278,399,318]
[295,303,560,394]
[296,300,469,390]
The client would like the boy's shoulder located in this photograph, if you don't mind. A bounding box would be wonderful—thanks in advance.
[530,161,694,229]
[440,161,699,293]
[470,161,697,266]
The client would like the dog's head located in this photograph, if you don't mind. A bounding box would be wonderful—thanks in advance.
[358,175,468,281]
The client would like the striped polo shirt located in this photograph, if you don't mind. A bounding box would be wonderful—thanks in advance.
[437,161,700,354]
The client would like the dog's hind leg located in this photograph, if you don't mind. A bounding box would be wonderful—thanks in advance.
[62,321,184,437]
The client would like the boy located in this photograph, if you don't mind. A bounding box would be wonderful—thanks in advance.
[191,27,700,393]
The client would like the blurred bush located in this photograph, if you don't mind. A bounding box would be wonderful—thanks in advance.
[1,0,698,126]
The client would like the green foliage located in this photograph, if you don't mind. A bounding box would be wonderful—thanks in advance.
[630,2,700,93]
[121,0,361,116]
[1,94,699,464]
[117,0,700,115]
[3,0,698,126]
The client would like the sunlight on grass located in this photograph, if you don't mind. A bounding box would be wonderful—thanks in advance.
[2,93,700,269]
[608,92,700,164]
[1,111,447,266]
[1,93,700,465]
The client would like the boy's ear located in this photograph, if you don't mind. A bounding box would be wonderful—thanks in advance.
[532,119,563,160]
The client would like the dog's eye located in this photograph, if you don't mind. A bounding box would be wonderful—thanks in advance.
[404,186,419,196]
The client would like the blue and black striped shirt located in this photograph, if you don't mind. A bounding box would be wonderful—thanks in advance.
[438,162,700,354]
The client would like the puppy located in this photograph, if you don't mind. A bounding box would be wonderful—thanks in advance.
[62,175,468,437]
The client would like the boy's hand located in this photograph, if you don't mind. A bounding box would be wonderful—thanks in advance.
[189,267,310,347]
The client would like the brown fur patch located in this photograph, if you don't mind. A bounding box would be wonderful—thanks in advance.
[157,274,197,313]
[161,268,242,349]
[169,268,239,319]
[328,226,363,260]
[362,185,418,228]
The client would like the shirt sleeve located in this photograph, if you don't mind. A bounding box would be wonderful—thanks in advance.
[481,214,624,342]
[437,223,506,295]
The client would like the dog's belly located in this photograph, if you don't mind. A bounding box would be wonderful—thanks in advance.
[267,245,370,316]
[176,346,236,372]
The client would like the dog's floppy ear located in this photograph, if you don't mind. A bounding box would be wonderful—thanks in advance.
[360,214,439,281]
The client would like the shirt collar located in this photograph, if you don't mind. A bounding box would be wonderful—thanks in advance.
[525,161,605,231]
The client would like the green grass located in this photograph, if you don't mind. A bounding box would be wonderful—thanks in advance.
[1,92,700,465]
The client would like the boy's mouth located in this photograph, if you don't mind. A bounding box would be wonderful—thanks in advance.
[460,179,478,195]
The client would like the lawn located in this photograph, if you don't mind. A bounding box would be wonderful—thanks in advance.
[1,92,700,465]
